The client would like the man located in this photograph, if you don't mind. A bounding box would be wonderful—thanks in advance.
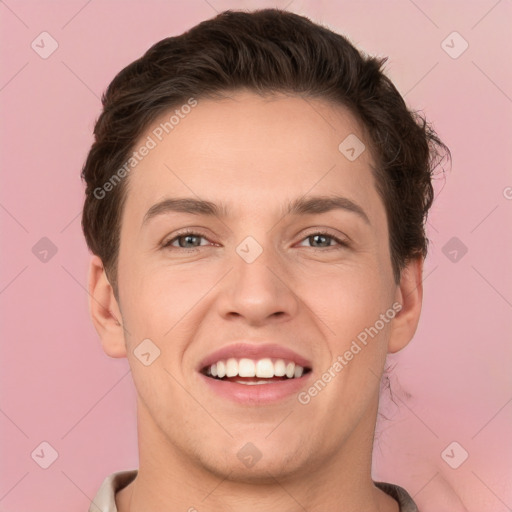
[82,8,449,512]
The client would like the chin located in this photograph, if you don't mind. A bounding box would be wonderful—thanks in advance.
[194,441,309,483]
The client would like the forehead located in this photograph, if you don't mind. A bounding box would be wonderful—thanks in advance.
[122,91,383,225]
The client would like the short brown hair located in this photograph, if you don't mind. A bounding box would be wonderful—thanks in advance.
[81,8,450,296]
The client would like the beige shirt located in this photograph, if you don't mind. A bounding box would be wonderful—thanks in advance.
[88,469,419,512]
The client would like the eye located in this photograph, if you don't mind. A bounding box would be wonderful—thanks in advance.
[297,231,349,250]
[161,229,349,252]
[162,230,212,250]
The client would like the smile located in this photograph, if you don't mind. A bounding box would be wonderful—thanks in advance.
[202,357,311,384]
[197,343,313,403]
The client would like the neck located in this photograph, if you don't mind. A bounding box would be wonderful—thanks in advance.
[116,397,399,512]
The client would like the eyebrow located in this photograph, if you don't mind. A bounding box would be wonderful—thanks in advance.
[141,195,370,227]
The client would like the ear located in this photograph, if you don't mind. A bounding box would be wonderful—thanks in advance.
[388,257,424,354]
[88,255,127,358]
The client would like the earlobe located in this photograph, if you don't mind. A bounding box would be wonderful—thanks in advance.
[88,255,127,358]
[388,258,424,354]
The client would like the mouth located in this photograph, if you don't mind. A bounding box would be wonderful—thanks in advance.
[197,343,313,404]
[200,357,312,385]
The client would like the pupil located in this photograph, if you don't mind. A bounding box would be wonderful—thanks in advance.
[181,235,198,248]
[312,234,328,247]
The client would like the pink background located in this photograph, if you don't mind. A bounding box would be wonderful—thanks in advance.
[1,1,511,511]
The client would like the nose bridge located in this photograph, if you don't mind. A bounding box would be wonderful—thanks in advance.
[218,233,298,322]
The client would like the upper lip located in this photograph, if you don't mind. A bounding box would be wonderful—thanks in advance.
[197,342,313,372]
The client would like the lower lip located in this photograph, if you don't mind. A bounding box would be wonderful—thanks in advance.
[199,373,312,404]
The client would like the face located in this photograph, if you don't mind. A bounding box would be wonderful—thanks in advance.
[93,90,419,482]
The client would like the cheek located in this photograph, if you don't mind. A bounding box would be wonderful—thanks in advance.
[304,260,391,324]
[303,267,395,383]
[118,259,220,344]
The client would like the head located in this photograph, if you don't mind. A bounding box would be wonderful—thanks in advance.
[82,9,449,482]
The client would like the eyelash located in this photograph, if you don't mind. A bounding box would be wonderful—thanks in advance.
[161,229,349,252]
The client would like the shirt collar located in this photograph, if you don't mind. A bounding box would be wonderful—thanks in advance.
[89,470,419,512]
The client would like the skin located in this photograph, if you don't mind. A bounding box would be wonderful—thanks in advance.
[89,90,423,512]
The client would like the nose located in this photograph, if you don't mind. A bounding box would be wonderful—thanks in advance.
[216,240,299,326]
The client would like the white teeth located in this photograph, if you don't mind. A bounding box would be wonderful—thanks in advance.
[226,358,238,377]
[205,357,306,379]
[273,359,286,376]
[285,362,295,378]
[238,358,256,377]
[255,358,274,378]
[216,360,226,378]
